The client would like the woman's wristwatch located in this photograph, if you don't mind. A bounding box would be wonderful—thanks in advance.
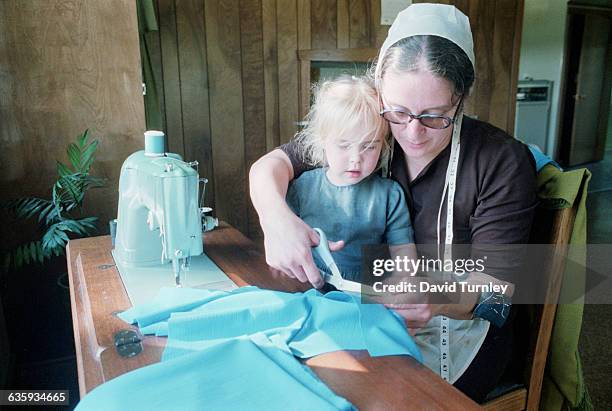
[472,291,512,328]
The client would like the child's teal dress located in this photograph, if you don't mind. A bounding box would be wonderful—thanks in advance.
[287,168,415,281]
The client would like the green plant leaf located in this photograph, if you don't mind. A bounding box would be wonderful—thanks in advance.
[14,246,23,268]
[39,202,60,225]
[78,129,90,148]
[51,185,66,217]
[64,218,98,236]
[3,241,49,270]
[54,174,83,206]
[3,197,52,221]
[57,161,73,177]
[75,216,99,234]
[22,244,31,265]
[58,221,83,236]
[33,241,42,264]
[5,129,103,268]
[63,129,99,174]
[20,242,40,266]
[80,139,99,173]
[67,143,82,172]
[29,241,38,263]
[42,226,66,253]
[54,173,106,212]
[41,217,98,257]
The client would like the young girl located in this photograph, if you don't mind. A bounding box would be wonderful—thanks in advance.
[286,75,416,283]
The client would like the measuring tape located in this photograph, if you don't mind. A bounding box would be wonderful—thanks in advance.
[437,107,463,382]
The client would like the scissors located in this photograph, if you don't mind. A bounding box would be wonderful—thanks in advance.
[312,228,362,293]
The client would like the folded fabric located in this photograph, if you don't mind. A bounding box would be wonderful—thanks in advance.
[119,286,421,362]
[161,287,421,361]
[75,333,354,411]
[537,165,589,210]
[117,287,237,336]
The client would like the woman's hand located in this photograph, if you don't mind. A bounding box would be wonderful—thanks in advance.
[260,207,344,288]
[386,294,480,331]
[385,303,435,329]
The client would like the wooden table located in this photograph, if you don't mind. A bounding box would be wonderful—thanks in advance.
[67,222,481,410]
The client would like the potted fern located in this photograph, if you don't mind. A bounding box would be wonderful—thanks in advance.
[2,129,105,275]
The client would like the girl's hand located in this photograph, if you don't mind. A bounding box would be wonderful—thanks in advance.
[261,207,344,288]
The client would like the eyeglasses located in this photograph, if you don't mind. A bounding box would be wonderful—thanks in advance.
[380,109,453,129]
[379,96,464,130]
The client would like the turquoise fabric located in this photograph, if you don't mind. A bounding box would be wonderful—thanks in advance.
[287,168,414,280]
[527,144,561,172]
[76,333,354,411]
[78,287,422,410]
[161,287,421,361]
[120,286,422,361]
[117,287,228,336]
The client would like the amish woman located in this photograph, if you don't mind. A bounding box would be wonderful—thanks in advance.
[249,3,536,401]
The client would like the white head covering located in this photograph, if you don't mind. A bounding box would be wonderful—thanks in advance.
[375,3,475,81]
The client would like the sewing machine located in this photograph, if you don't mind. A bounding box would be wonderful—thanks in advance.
[111,131,234,305]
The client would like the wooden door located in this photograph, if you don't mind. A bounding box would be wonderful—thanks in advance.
[570,14,612,164]
[560,4,612,166]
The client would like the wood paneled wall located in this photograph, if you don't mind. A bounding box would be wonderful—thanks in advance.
[0,0,524,243]
[150,0,523,239]
[0,1,145,242]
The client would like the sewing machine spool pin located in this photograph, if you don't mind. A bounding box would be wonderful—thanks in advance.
[188,161,199,173]
[198,178,208,209]
[197,178,218,232]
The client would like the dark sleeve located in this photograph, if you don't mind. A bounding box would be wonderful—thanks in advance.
[279,141,317,179]
[469,140,538,280]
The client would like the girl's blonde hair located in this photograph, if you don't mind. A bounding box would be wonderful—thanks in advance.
[294,75,390,169]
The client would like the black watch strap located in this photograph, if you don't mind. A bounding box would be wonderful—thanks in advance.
[472,291,511,328]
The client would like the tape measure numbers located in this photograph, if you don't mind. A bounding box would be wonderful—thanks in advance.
[438,108,463,382]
